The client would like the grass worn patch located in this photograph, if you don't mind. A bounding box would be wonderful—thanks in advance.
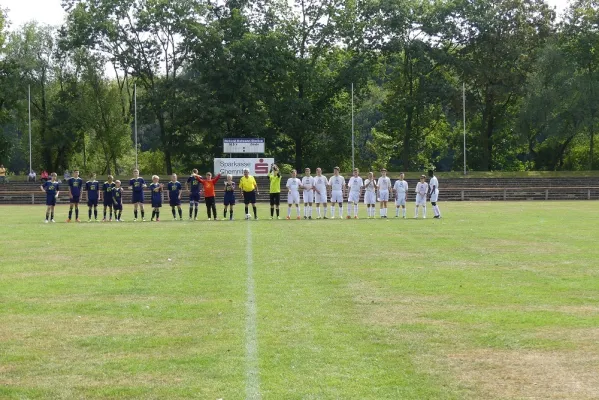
[0,201,598,399]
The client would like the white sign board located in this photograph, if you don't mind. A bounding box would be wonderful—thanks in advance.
[223,138,265,154]
[214,158,274,177]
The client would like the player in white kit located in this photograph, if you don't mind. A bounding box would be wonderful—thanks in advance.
[286,169,302,220]
[393,172,408,218]
[377,168,392,218]
[347,168,364,219]
[415,175,429,218]
[363,172,377,218]
[428,170,441,219]
[313,168,329,219]
[328,167,345,219]
[302,168,315,219]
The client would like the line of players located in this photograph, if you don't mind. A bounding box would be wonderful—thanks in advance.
[39,166,440,223]
[276,166,441,220]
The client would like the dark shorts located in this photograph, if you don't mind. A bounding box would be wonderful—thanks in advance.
[224,192,235,206]
[103,198,113,207]
[169,198,181,207]
[70,195,80,204]
[270,193,280,206]
[87,199,98,207]
[132,192,144,203]
[114,203,123,211]
[243,191,256,205]
[189,192,201,203]
[46,198,56,207]
[152,200,162,208]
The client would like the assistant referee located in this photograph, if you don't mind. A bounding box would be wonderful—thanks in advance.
[239,168,259,219]
[268,164,282,219]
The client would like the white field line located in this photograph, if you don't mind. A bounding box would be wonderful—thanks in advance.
[245,223,261,400]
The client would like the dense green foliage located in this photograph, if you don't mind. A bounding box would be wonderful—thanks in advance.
[0,0,597,174]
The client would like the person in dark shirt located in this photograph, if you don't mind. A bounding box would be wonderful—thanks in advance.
[85,173,100,222]
[113,180,124,222]
[149,175,164,221]
[186,168,202,220]
[40,173,60,223]
[67,169,83,222]
[167,174,183,220]
[129,169,147,221]
[102,175,116,222]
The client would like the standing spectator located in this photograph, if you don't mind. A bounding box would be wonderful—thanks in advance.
[239,168,259,220]
[0,164,6,183]
[28,170,37,182]
[41,170,49,183]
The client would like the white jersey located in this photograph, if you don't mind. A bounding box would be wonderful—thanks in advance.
[394,180,408,195]
[286,178,301,193]
[429,176,439,194]
[301,176,315,191]
[348,176,364,193]
[416,182,429,197]
[364,179,377,193]
[329,175,345,191]
[378,176,391,192]
[314,175,328,194]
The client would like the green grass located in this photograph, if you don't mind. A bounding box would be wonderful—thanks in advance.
[1,202,599,399]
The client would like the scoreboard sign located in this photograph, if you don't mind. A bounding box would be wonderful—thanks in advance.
[214,158,275,177]
[223,138,265,154]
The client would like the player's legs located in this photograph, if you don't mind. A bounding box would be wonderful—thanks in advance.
[171,205,177,219]
[252,201,257,219]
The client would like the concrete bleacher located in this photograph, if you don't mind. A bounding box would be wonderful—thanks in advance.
[1,176,599,204]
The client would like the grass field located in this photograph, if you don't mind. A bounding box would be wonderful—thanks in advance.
[1,202,598,399]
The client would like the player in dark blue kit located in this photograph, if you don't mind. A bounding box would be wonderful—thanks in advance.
[129,169,147,221]
[167,174,183,220]
[149,175,164,221]
[102,175,116,222]
[85,173,100,222]
[67,169,83,222]
[186,169,202,220]
[40,172,60,223]
[113,180,124,222]
[223,174,236,220]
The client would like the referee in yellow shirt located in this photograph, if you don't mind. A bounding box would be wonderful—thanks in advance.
[268,164,282,219]
[239,168,259,219]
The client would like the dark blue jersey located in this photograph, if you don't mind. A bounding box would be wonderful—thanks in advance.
[102,182,115,201]
[68,177,83,197]
[113,187,123,205]
[150,183,163,203]
[129,177,146,193]
[85,180,99,200]
[167,181,182,201]
[187,176,201,193]
[43,181,60,201]
[224,181,236,192]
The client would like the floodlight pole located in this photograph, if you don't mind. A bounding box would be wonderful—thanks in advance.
[351,83,355,170]
[463,82,467,175]
[28,85,32,173]
[134,83,138,170]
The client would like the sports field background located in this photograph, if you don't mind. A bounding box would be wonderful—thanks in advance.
[1,202,598,399]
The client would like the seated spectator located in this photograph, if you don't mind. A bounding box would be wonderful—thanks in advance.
[0,164,6,183]
[41,170,49,183]
[28,170,37,182]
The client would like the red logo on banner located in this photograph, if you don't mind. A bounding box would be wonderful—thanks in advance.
[255,158,269,174]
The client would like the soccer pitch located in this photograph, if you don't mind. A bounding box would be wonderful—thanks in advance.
[1,202,598,399]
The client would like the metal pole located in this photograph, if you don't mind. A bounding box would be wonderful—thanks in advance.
[351,83,355,170]
[134,83,138,170]
[28,85,32,173]
[463,82,467,175]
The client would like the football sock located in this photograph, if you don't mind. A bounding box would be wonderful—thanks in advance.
[296,206,300,217]
[396,207,400,217]
[423,206,427,218]
[194,207,198,218]
[288,207,291,217]
[403,208,406,217]
[354,204,358,217]
[141,209,145,219]
[415,207,419,218]
[152,210,156,220]
[189,207,193,218]
[339,206,343,218]
[347,203,351,216]
[178,208,182,219]
[156,211,160,219]
[88,208,92,219]
[75,207,79,219]
[253,206,257,218]
[434,205,440,216]
[135,210,138,219]
[324,206,327,217]
[271,208,274,217]
[46,211,49,220]
[172,207,176,218]
[68,207,73,219]
[50,212,54,220]
[94,208,98,219]
[230,210,234,220]
[118,211,122,220]
[276,208,280,218]
[245,206,249,215]
[224,209,228,219]
[103,209,107,219]
[109,210,113,220]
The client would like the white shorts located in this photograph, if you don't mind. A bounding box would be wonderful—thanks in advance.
[430,191,439,202]
[378,190,389,202]
[364,191,376,205]
[331,190,344,203]
[395,196,407,206]
[288,191,300,204]
[303,191,314,203]
[415,194,426,206]
[315,191,327,204]
[348,191,360,204]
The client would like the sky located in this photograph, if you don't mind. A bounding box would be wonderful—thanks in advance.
[2,0,573,30]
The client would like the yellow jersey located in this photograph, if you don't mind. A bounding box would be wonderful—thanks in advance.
[268,172,281,194]
[239,175,257,192]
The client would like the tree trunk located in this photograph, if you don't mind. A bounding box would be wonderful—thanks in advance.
[590,125,594,170]
[401,106,413,169]
[157,113,172,174]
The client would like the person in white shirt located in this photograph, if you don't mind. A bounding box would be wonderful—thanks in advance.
[415,175,428,218]
[393,172,408,218]
[328,166,345,219]
[286,169,302,220]
[377,168,392,218]
[313,168,329,219]
[347,168,363,219]
[301,167,316,219]
[363,172,377,219]
[428,169,441,219]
